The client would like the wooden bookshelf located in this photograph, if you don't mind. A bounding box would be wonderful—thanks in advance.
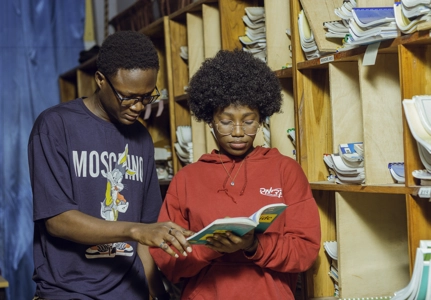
[58,0,431,298]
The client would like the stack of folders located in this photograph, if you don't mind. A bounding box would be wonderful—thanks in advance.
[403,95,431,179]
[239,7,266,62]
[323,142,365,184]
[394,1,431,34]
[324,241,339,297]
[343,6,399,47]
[388,162,405,183]
[297,9,322,60]
[324,0,357,39]
[391,240,431,299]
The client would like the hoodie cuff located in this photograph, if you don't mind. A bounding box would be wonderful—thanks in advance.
[243,237,263,260]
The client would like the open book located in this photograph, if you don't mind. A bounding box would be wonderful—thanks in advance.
[187,203,287,245]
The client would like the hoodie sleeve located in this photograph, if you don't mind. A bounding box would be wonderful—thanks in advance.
[243,159,321,273]
[149,177,223,283]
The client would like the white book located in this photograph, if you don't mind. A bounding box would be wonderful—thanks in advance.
[402,0,431,9]
[413,95,431,135]
[351,7,395,28]
[245,7,265,22]
[401,3,431,19]
[403,99,431,153]
[349,19,398,38]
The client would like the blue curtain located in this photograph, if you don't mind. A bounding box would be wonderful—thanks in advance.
[0,1,85,299]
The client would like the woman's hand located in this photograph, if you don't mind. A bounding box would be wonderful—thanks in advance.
[204,230,257,254]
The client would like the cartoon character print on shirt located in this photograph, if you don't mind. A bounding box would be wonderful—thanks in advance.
[85,144,135,259]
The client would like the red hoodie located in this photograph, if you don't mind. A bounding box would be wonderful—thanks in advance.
[150,146,321,299]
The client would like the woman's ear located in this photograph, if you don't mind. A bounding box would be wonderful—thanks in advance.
[208,123,215,137]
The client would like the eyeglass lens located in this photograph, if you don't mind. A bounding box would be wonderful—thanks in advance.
[216,121,260,136]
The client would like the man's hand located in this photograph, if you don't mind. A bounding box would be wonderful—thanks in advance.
[134,222,194,258]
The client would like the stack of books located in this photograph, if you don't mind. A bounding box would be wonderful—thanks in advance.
[391,240,431,299]
[394,1,431,34]
[343,6,399,47]
[324,0,357,39]
[324,241,339,297]
[403,95,431,175]
[174,125,193,165]
[323,142,365,184]
[297,9,322,60]
[239,7,266,62]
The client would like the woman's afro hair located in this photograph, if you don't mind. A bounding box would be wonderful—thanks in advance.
[96,31,159,79]
[187,49,282,123]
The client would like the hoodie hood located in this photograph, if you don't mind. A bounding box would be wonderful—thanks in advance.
[198,146,279,164]
[197,146,281,202]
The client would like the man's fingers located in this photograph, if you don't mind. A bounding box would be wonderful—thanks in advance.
[166,233,192,256]
[159,240,179,258]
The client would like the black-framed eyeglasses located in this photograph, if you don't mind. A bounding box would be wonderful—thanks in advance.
[103,73,160,107]
[215,120,260,136]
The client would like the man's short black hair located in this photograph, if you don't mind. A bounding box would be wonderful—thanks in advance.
[187,49,282,124]
[97,30,159,79]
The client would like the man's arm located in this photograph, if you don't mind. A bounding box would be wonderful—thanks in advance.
[45,209,193,258]
[138,244,170,300]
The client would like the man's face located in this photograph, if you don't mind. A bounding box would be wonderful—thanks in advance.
[97,68,158,125]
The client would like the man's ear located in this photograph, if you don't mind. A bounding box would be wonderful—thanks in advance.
[95,71,104,88]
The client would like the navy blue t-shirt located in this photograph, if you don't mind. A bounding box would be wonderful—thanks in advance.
[28,98,162,299]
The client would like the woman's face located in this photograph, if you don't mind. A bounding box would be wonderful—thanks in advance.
[211,104,261,159]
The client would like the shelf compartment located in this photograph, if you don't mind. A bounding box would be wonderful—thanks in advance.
[297,31,431,70]
[336,192,409,298]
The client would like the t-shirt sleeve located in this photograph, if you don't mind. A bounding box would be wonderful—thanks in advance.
[140,152,163,224]
[28,112,78,221]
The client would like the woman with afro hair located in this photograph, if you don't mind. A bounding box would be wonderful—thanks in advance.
[150,49,321,299]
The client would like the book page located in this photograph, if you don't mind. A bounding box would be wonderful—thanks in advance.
[250,203,287,232]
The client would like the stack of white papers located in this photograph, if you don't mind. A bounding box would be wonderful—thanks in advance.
[323,142,365,184]
[403,96,431,174]
[240,7,266,62]
[343,7,399,47]
[394,2,431,34]
[391,240,431,299]
[298,9,322,60]
[324,241,339,297]
[324,0,357,39]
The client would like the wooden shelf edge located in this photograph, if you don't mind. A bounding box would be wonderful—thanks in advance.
[297,30,431,70]
[310,181,420,195]
[170,0,218,21]
[274,67,293,78]
[159,179,172,186]
[140,17,164,37]
[174,94,189,102]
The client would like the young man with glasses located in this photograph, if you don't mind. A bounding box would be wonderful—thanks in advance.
[150,50,321,299]
[28,31,192,300]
